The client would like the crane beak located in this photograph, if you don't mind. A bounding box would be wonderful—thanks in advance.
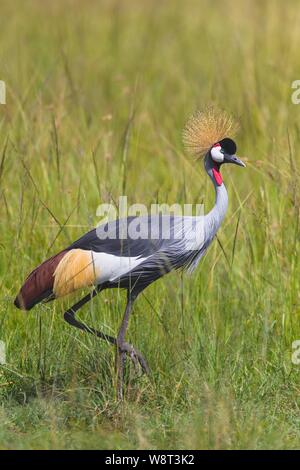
[224,154,246,167]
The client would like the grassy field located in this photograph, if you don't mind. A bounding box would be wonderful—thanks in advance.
[1,0,300,450]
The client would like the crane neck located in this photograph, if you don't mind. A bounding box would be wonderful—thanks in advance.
[204,156,228,236]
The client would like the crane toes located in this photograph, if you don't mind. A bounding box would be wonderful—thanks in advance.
[119,342,150,376]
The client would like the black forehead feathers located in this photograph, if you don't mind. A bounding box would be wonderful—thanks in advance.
[219,138,237,155]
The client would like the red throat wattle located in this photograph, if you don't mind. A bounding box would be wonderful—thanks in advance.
[212,165,223,186]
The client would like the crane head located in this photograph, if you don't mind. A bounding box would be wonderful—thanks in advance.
[210,138,245,167]
[182,105,245,186]
[206,137,245,186]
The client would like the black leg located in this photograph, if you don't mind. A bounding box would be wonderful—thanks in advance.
[63,287,150,401]
[115,291,150,400]
[115,294,132,399]
[63,288,116,345]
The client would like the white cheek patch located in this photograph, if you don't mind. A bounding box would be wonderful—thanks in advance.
[211,145,224,163]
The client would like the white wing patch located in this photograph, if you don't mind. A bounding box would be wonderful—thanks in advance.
[92,252,148,284]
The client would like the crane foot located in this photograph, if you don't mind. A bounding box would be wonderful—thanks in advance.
[115,342,150,400]
[119,342,150,376]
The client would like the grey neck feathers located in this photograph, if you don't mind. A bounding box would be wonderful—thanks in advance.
[204,154,228,238]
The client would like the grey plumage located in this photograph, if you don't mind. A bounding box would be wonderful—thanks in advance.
[68,153,229,295]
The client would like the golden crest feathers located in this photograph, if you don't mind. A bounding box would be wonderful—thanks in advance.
[182,105,239,158]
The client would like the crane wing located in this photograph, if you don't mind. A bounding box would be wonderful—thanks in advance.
[14,214,209,310]
[68,215,174,258]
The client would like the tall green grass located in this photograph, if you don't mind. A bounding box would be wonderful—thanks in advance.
[0,0,300,449]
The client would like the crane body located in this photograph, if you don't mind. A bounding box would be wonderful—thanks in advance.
[14,107,245,398]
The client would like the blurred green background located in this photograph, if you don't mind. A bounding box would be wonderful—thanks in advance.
[0,0,300,449]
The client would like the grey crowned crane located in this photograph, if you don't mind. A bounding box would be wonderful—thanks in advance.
[14,106,245,398]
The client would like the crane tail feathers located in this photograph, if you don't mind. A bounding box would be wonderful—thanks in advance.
[14,250,68,311]
[14,249,97,311]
